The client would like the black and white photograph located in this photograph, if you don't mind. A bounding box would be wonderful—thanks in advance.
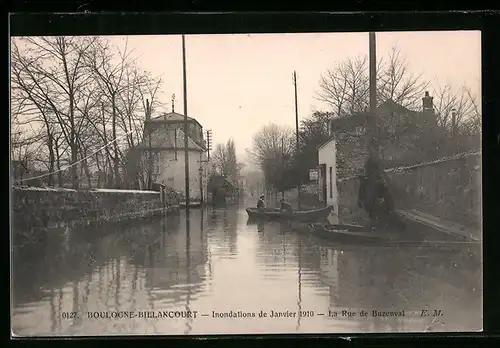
[10,31,482,336]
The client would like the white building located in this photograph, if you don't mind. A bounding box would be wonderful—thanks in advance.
[317,135,339,224]
[139,106,212,206]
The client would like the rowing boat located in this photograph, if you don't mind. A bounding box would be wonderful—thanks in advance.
[245,206,333,222]
[308,222,390,243]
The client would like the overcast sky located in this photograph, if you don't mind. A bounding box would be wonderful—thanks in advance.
[105,31,481,161]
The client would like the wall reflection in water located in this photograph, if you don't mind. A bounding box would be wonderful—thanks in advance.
[11,207,481,336]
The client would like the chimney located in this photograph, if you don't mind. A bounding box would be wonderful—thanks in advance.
[328,117,335,136]
[146,99,151,120]
[422,91,434,112]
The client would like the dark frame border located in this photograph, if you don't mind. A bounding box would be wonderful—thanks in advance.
[7,10,499,346]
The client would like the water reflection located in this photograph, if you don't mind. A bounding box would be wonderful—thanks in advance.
[12,207,481,336]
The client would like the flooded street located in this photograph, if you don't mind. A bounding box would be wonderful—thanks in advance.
[11,203,482,336]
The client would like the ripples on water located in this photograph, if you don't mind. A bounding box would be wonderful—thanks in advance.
[11,203,482,336]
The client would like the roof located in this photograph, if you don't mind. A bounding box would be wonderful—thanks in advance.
[139,127,205,152]
[317,135,336,151]
[330,99,420,131]
[149,112,202,127]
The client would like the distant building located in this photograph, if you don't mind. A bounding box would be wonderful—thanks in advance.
[138,104,212,206]
[330,92,438,177]
[207,174,238,204]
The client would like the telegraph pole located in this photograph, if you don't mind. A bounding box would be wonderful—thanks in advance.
[368,32,378,159]
[281,136,285,200]
[182,34,190,208]
[293,71,301,210]
[206,130,212,160]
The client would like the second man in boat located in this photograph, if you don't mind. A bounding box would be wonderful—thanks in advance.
[280,199,293,212]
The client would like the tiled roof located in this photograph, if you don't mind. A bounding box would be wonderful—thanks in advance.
[140,128,204,151]
[330,100,421,131]
[150,112,198,124]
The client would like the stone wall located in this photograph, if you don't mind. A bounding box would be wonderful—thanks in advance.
[337,151,481,228]
[12,187,181,241]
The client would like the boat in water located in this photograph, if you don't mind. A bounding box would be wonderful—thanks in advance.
[245,206,333,222]
[307,222,390,244]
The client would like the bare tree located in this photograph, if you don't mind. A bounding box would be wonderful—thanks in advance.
[316,45,429,117]
[12,36,169,190]
[248,123,295,190]
[11,37,96,189]
[212,143,228,176]
[377,46,429,110]
[211,138,243,185]
[432,82,481,154]
[83,38,137,188]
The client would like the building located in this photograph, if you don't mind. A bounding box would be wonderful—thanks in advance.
[138,102,212,206]
[330,92,438,178]
[317,136,339,224]
[207,174,238,205]
[316,92,438,222]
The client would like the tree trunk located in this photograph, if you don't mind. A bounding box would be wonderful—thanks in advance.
[83,158,92,189]
[102,102,114,188]
[47,133,55,187]
[112,96,120,188]
[70,140,79,190]
[95,153,102,188]
[55,143,63,187]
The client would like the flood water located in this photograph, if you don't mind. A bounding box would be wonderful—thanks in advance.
[11,202,482,336]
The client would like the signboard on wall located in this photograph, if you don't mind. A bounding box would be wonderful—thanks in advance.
[309,169,319,181]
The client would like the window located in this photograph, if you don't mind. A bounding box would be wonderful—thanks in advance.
[355,126,366,135]
[329,166,333,198]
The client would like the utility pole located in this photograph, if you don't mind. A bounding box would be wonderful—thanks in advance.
[182,34,190,209]
[368,32,378,159]
[206,129,212,160]
[293,71,301,209]
[281,136,285,200]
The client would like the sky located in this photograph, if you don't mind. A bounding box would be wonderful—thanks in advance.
[85,31,482,162]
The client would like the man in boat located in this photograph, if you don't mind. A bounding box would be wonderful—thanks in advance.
[257,195,265,209]
[279,199,293,212]
[358,157,400,228]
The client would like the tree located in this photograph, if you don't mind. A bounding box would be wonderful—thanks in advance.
[317,45,429,117]
[248,123,296,192]
[11,36,165,190]
[316,44,480,164]
[211,138,243,184]
[292,111,332,182]
[432,82,481,154]
[83,38,136,188]
[11,36,97,189]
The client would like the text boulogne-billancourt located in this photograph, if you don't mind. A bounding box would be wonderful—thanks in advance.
[87,310,198,319]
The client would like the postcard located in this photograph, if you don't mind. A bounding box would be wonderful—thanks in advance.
[10,29,482,336]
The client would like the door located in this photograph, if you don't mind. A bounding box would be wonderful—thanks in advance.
[319,164,327,204]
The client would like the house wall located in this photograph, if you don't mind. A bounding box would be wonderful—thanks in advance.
[151,149,209,203]
[336,152,481,239]
[318,139,339,220]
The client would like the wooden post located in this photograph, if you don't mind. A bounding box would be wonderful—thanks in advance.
[293,71,301,209]
[182,35,190,209]
[368,32,378,159]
